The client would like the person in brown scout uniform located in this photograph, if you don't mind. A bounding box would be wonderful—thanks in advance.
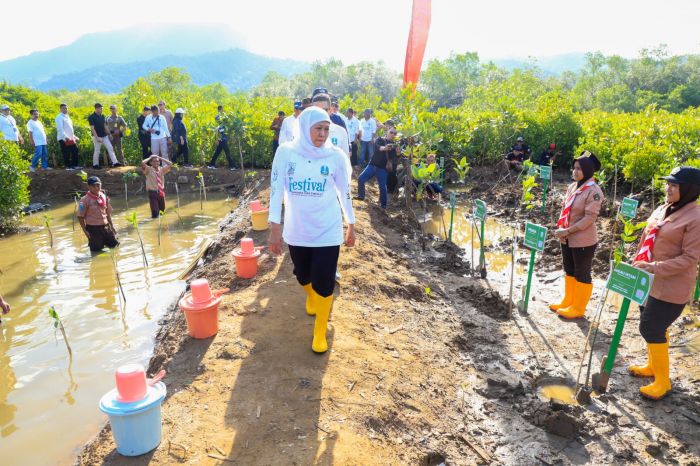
[628,166,700,400]
[106,105,128,164]
[77,176,119,252]
[549,151,605,319]
[141,154,172,218]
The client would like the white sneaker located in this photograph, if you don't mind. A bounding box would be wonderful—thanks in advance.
[207,165,217,169]
[29,166,36,172]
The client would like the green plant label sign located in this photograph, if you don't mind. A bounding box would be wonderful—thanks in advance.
[524,222,548,251]
[439,156,444,168]
[474,199,487,220]
[606,262,653,305]
[539,165,552,181]
[450,192,455,208]
[620,197,638,219]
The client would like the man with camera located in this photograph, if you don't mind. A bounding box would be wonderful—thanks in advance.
[142,105,171,160]
[106,105,128,164]
[355,127,401,209]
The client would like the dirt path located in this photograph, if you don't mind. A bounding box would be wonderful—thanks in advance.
[77,176,699,465]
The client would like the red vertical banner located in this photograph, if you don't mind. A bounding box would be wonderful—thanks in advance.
[403,0,432,87]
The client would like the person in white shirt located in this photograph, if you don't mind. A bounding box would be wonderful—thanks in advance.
[268,106,355,354]
[56,103,80,170]
[278,100,302,145]
[345,108,361,166]
[311,93,350,157]
[0,105,24,144]
[26,109,50,172]
[358,109,378,166]
[142,105,171,160]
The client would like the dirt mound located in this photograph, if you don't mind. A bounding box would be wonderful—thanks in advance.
[456,282,511,321]
[431,241,471,274]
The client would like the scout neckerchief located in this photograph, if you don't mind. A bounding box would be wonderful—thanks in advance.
[634,206,672,263]
[556,179,596,228]
[86,190,107,208]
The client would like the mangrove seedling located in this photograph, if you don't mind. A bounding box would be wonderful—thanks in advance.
[613,214,647,264]
[196,172,207,210]
[109,248,127,303]
[122,171,140,209]
[49,306,72,357]
[43,214,54,248]
[451,156,470,183]
[157,209,169,246]
[520,161,538,210]
[77,170,88,183]
[72,192,80,231]
[126,210,149,268]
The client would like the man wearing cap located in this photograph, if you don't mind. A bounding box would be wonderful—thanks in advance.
[88,103,121,169]
[505,136,531,171]
[358,109,378,166]
[311,93,350,157]
[207,105,237,169]
[77,176,119,252]
[26,109,51,172]
[55,103,80,170]
[312,88,347,131]
[345,108,360,166]
[106,105,128,164]
[0,105,23,144]
[269,111,285,156]
[136,106,151,159]
[142,105,171,161]
[536,143,559,166]
[278,101,302,145]
[171,108,191,167]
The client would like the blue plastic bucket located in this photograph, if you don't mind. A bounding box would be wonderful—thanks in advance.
[99,382,167,456]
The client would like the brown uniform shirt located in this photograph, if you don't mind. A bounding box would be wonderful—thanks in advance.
[143,164,171,192]
[77,192,113,226]
[562,181,605,248]
[106,115,127,136]
[636,202,700,304]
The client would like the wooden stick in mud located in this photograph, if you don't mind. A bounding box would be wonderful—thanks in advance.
[508,224,517,313]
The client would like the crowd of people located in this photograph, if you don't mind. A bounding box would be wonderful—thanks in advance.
[504,136,561,172]
[0,100,244,172]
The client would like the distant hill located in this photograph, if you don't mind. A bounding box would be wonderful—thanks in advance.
[490,52,589,75]
[35,49,309,93]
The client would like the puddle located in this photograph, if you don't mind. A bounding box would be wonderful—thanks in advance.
[538,385,578,405]
[417,197,523,274]
[0,193,234,465]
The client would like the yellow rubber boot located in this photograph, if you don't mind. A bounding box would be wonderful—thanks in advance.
[549,275,577,312]
[640,343,672,400]
[557,282,593,319]
[629,332,668,378]
[312,294,333,353]
[302,283,316,316]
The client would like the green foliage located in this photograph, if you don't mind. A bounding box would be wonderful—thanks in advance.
[452,156,470,182]
[0,141,30,229]
[614,214,647,263]
[521,161,538,210]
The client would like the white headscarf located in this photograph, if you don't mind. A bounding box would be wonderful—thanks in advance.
[292,106,335,158]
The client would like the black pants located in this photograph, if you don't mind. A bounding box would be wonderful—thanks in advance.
[173,142,189,165]
[139,136,151,159]
[59,140,80,168]
[561,243,597,284]
[209,140,236,167]
[350,142,358,166]
[387,169,398,194]
[288,245,340,297]
[148,190,165,218]
[639,296,685,343]
[86,224,119,252]
[272,140,279,157]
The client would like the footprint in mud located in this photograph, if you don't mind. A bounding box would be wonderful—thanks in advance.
[456,283,510,321]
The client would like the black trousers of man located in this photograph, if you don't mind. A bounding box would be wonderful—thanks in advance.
[59,140,80,168]
[209,140,236,168]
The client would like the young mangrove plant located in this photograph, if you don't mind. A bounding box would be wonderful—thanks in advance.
[43,214,53,248]
[196,172,207,210]
[613,214,647,264]
[77,170,88,183]
[72,192,80,231]
[122,171,140,209]
[157,209,169,246]
[451,156,470,183]
[520,160,538,210]
[109,248,127,303]
[49,306,72,357]
[126,210,149,268]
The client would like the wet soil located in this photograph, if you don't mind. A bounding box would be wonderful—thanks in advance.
[77,172,699,465]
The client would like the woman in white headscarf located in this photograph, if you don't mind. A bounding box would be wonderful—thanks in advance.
[268,106,355,353]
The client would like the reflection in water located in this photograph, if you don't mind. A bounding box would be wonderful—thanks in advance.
[418,199,524,273]
[0,193,233,465]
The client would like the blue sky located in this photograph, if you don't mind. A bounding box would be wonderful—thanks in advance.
[3,0,699,68]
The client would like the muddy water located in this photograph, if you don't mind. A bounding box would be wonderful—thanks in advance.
[0,193,235,465]
[538,385,578,405]
[418,199,523,273]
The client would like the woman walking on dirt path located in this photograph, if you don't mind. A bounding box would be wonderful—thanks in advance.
[549,151,604,319]
[268,106,355,354]
[628,166,700,400]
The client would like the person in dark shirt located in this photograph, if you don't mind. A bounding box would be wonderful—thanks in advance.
[136,106,151,159]
[171,108,191,167]
[88,103,120,168]
[312,88,347,130]
[537,143,559,166]
[505,136,531,171]
[354,128,401,209]
[270,111,285,156]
